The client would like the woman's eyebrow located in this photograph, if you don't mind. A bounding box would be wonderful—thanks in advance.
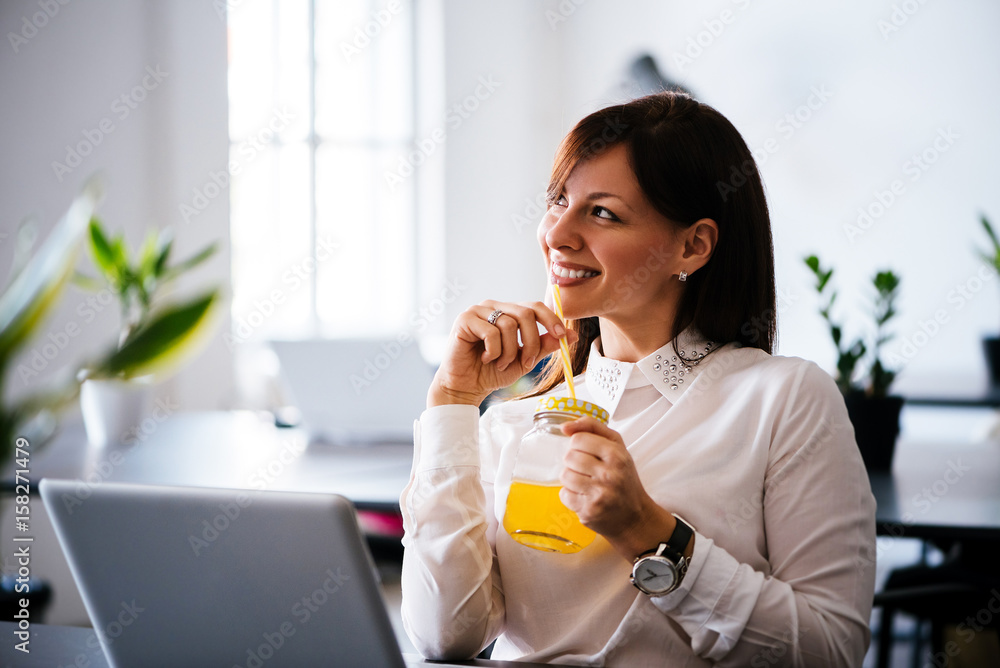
[587,191,636,213]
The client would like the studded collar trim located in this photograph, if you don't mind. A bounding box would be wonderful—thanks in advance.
[584,328,718,418]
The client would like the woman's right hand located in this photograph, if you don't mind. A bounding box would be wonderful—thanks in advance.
[427,300,579,408]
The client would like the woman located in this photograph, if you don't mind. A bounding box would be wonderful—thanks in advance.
[400,92,876,667]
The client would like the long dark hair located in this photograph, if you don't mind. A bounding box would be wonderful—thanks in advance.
[529,92,776,397]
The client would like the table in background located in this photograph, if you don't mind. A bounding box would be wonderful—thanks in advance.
[7,411,414,514]
[7,405,1000,541]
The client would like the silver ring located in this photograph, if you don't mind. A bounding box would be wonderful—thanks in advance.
[487,309,504,325]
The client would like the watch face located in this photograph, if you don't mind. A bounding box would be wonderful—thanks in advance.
[634,558,677,594]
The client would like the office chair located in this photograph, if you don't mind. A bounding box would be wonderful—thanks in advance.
[873,541,1000,668]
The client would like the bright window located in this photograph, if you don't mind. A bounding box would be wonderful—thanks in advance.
[227,0,417,341]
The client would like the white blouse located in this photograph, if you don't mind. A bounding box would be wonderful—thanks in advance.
[399,330,876,667]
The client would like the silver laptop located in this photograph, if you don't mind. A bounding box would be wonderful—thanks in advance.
[39,479,464,668]
[270,339,434,445]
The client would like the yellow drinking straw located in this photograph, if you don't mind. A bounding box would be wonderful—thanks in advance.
[551,284,576,399]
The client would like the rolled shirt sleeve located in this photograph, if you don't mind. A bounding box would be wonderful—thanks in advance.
[399,405,506,660]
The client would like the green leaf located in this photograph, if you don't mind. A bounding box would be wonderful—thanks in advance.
[0,181,100,361]
[817,269,833,293]
[160,243,217,282]
[91,291,220,380]
[88,217,119,284]
[138,229,160,280]
[804,255,820,273]
[71,273,106,292]
[153,231,174,278]
[110,235,129,275]
[981,214,1000,252]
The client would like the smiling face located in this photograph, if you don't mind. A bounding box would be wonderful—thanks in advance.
[537,143,688,346]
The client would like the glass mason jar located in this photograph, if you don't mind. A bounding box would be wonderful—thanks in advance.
[503,396,610,554]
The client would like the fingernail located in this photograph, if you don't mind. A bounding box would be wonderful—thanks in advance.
[524,355,535,369]
[553,323,566,338]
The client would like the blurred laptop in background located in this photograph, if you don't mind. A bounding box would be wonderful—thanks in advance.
[270,339,434,445]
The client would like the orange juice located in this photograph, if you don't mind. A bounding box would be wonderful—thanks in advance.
[503,480,595,553]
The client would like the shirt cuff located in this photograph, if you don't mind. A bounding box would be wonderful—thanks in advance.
[649,532,762,661]
[414,404,482,471]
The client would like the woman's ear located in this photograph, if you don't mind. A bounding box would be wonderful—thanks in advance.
[682,218,718,271]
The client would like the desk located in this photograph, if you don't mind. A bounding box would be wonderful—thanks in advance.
[8,411,413,513]
[868,405,1000,543]
[0,622,555,668]
[8,406,1000,539]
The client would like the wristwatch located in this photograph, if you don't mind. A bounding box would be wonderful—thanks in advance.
[630,515,694,596]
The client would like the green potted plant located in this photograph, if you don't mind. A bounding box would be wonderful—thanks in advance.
[805,255,902,470]
[0,181,221,456]
[976,214,1000,386]
[73,217,218,446]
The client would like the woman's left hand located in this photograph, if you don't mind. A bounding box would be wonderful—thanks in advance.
[558,417,679,561]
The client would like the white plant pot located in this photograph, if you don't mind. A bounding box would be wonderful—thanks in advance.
[80,378,154,447]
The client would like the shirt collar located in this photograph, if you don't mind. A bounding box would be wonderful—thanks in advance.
[584,328,719,417]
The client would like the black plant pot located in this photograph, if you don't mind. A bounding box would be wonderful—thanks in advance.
[983,337,1000,387]
[843,393,904,471]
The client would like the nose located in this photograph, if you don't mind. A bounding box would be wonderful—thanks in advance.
[539,204,583,252]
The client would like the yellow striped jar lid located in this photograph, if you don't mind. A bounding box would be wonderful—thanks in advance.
[534,396,609,424]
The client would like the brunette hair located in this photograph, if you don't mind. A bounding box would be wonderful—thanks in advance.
[529,91,776,397]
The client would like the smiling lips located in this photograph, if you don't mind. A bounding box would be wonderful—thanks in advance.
[551,262,600,284]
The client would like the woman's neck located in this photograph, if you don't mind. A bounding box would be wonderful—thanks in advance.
[597,317,679,363]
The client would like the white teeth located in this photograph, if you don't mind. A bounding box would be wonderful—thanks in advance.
[553,265,597,279]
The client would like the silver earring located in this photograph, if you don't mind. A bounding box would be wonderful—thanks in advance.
[678,271,688,282]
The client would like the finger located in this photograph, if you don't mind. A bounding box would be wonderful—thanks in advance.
[558,484,586,513]
[563,446,603,477]
[504,303,543,370]
[492,312,521,371]
[530,299,567,340]
[456,310,503,365]
[476,303,526,372]
[561,416,624,445]
[559,465,594,492]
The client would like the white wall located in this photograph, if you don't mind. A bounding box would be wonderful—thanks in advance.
[438,0,1000,388]
[0,0,233,413]
[4,0,998,420]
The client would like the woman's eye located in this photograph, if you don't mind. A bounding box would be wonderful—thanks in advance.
[553,195,568,207]
[594,206,620,221]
